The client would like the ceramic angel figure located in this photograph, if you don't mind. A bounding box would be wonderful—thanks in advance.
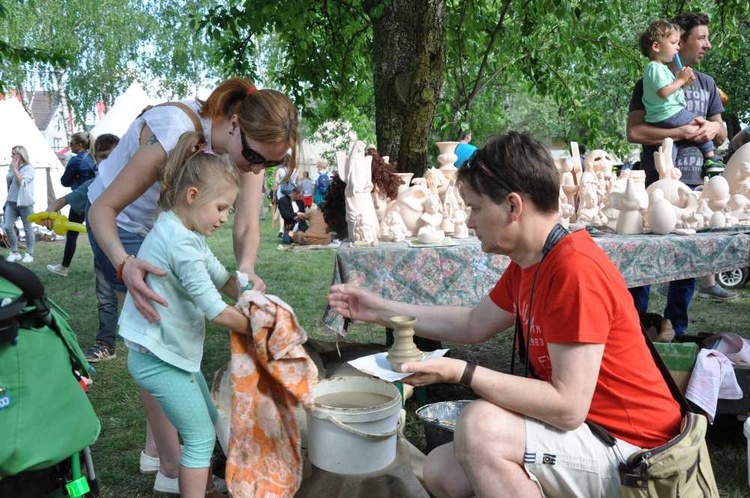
[341,141,380,241]
[380,211,408,242]
[352,214,379,247]
[417,194,445,244]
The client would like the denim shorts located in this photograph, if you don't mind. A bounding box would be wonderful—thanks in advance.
[87,219,145,294]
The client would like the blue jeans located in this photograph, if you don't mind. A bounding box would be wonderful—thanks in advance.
[629,278,696,335]
[4,201,34,255]
[93,253,118,348]
[87,223,145,294]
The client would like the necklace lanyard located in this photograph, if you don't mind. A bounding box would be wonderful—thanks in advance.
[510,223,569,378]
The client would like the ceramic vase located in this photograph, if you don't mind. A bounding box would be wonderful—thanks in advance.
[387,315,423,373]
[436,141,459,182]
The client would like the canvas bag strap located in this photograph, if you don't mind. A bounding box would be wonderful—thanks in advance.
[138,102,204,135]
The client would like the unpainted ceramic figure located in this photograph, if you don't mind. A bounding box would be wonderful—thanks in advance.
[395,172,414,188]
[417,194,445,244]
[647,189,677,235]
[424,167,450,201]
[386,315,423,373]
[341,141,381,241]
[452,209,469,238]
[436,141,459,183]
[351,213,379,247]
[380,211,408,242]
[576,186,607,226]
[441,180,464,235]
[702,175,730,212]
[583,149,616,180]
[654,138,682,181]
[384,185,429,236]
[560,158,578,207]
[709,211,727,228]
[724,142,750,194]
[610,178,644,234]
[570,142,583,184]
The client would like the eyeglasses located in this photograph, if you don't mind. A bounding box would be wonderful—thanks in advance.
[240,130,285,168]
[465,150,516,194]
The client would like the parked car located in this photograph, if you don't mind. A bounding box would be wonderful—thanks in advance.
[718,267,749,290]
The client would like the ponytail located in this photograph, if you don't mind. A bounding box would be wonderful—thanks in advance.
[200,77,299,177]
[158,131,239,210]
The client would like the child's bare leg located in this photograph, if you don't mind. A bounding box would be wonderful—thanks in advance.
[179,466,210,498]
[139,389,181,478]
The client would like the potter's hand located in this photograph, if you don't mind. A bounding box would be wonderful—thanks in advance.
[328,283,385,324]
[688,116,721,144]
[122,257,168,323]
[400,357,465,387]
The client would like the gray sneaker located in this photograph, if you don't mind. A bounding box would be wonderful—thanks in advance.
[85,341,116,363]
[696,285,737,301]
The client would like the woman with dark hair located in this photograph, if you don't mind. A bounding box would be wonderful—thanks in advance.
[48,132,96,276]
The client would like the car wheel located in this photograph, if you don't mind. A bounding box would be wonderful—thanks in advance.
[717,267,749,289]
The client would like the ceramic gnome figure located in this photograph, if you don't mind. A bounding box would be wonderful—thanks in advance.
[339,141,380,242]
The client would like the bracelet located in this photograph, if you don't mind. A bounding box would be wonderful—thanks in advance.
[460,362,477,388]
[115,255,135,283]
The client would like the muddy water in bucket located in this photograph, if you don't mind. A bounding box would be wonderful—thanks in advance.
[307,376,401,474]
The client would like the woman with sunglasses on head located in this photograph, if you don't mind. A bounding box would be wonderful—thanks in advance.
[86,77,298,495]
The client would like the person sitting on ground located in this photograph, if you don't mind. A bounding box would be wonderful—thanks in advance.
[277,186,307,243]
[293,204,332,246]
[454,130,477,168]
[328,131,681,498]
[638,19,724,176]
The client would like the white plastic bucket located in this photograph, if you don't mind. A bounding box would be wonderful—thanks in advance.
[307,376,401,474]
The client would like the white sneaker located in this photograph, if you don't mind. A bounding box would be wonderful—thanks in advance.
[21,253,33,263]
[5,252,21,262]
[139,450,160,474]
[47,263,68,276]
[153,470,180,494]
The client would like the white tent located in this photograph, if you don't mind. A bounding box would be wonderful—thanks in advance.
[0,97,66,212]
[89,80,154,139]
[296,140,322,180]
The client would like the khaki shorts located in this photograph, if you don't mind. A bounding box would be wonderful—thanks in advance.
[523,418,642,498]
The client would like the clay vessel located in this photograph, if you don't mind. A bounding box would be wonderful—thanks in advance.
[387,316,423,373]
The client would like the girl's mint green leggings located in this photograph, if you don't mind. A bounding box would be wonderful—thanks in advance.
[128,348,217,468]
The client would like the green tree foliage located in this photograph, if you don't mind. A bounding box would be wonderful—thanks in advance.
[0,0,216,128]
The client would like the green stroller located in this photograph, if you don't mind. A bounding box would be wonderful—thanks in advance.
[0,260,101,497]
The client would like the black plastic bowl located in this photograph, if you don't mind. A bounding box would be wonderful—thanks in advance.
[416,400,472,453]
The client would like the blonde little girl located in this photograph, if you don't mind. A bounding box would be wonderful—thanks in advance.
[119,131,250,497]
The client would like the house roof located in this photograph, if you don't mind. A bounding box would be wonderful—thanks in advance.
[29,91,60,131]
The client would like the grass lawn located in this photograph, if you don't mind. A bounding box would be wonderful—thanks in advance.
[19,215,750,497]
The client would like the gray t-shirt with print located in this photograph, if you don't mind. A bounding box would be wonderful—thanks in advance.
[629,70,724,187]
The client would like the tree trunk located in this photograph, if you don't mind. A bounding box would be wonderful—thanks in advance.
[367,0,446,175]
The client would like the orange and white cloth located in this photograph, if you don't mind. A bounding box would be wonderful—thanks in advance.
[226,291,318,498]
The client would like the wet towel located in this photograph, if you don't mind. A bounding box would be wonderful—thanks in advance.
[226,291,318,498]
[685,349,743,423]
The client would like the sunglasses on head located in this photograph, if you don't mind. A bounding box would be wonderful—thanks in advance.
[240,130,285,168]
[465,151,517,194]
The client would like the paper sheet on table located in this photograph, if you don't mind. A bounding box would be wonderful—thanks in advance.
[347,349,450,382]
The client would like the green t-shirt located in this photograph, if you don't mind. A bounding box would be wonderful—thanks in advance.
[642,61,686,123]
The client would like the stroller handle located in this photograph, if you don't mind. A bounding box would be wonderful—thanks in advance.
[0,259,45,302]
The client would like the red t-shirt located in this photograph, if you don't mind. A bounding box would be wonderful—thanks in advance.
[490,229,681,448]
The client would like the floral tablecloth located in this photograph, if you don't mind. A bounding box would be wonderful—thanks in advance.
[323,229,750,335]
